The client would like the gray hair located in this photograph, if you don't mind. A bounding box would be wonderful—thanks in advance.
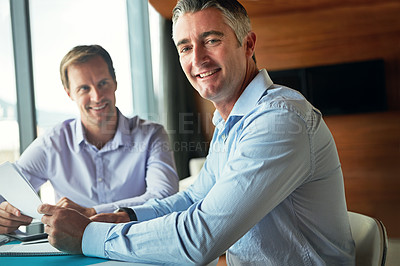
[172,0,251,47]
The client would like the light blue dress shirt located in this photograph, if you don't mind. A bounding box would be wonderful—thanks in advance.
[82,70,355,265]
[2,110,178,213]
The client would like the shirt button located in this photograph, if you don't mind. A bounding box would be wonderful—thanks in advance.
[98,178,103,182]
[221,134,226,141]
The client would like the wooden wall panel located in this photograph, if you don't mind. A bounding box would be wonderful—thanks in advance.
[324,111,400,238]
[252,2,400,109]
[253,3,400,68]
[149,0,400,20]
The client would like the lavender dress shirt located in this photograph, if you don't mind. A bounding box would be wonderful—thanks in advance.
[3,110,178,213]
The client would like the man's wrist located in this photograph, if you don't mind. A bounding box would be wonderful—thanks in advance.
[86,207,96,217]
[114,207,137,221]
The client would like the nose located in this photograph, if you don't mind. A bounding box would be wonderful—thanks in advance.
[192,44,208,67]
[90,87,103,102]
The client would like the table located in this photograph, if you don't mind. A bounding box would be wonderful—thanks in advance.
[0,241,150,266]
[0,254,109,266]
[1,240,219,265]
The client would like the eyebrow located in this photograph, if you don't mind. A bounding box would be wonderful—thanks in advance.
[176,38,189,47]
[201,30,224,39]
[176,30,224,47]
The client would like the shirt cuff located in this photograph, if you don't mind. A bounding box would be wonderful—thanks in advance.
[131,205,158,221]
[82,222,115,258]
[93,203,117,214]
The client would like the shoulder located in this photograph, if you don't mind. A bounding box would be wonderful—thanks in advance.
[261,85,315,115]
[257,85,320,123]
[38,118,78,145]
[121,115,167,138]
[45,118,77,136]
[242,85,322,133]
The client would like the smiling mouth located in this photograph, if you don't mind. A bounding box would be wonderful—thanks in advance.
[197,69,219,78]
[90,103,107,111]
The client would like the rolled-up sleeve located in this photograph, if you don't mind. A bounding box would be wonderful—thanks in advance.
[81,109,312,264]
[93,126,179,214]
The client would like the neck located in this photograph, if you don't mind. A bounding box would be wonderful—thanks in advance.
[215,63,259,121]
[84,114,118,150]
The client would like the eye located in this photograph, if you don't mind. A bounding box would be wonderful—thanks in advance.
[179,46,192,54]
[99,80,108,87]
[78,85,90,92]
[206,39,221,45]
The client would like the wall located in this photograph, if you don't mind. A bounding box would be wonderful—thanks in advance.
[253,2,400,110]
[325,111,400,238]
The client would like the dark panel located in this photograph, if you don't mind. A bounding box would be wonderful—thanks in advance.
[269,59,387,115]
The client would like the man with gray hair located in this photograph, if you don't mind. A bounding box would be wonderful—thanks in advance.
[38,1,355,264]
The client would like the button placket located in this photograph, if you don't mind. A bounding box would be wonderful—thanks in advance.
[95,154,106,203]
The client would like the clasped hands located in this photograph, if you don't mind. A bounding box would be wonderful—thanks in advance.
[0,198,130,254]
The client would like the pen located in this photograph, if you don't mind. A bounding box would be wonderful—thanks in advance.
[21,239,49,245]
[0,235,11,246]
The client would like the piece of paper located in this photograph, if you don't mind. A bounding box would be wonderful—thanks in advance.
[0,242,68,256]
[0,162,43,219]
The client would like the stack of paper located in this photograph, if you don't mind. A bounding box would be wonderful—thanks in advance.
[0,241,68,256]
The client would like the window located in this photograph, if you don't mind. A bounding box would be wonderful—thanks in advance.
[149,4,162,122]
[0,0,20,164]
[29,0,134,203]
[2,0,158,204]
[29,0,133,134]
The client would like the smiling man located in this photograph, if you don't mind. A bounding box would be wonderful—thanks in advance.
[175,7,256,120]
[63,52,118,149]
[0,45,179,234]
[37,1,355,265]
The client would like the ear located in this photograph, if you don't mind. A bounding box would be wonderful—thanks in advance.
[64,87,73,100]
[244,31,256,59]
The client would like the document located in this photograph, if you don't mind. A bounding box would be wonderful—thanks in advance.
[0,161,43,220]
[0,241,68,256]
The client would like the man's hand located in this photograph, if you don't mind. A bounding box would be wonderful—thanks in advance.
[38,204,91,254]
[56,197,96,217]
[90,212,130,223]
[0,201,32,234]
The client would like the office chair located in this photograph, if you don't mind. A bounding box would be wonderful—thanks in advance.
[348,211,388,266]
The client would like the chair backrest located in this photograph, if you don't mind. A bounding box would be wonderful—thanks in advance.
[348,211,388,266]
[189,157,206,176]
[179,158,206,192]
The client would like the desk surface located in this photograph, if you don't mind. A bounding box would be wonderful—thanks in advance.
[0,254,108,266]
[1,241,219,265]
[0,241,150,266]
[0,254,154,266]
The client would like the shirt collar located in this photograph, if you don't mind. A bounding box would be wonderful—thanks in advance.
[112,109,134,148]
[75,118,85,152]
[74,108,131,152]
[212,69,273,126]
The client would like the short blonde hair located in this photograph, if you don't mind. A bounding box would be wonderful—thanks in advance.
[60,45,116,90]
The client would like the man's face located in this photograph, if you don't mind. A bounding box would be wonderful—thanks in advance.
[174,8,248,106]
[66,56,117,129]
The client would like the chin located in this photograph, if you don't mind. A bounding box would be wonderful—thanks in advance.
[197,91,210,100]
[198,88,218,101]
